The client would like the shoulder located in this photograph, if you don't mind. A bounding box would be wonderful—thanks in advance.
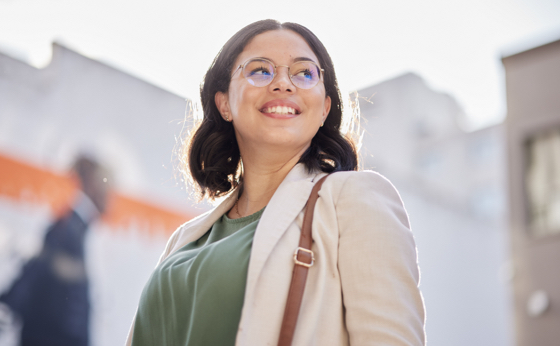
[325,170,395,187]
[324,170,404,205]
[322,170,410,231]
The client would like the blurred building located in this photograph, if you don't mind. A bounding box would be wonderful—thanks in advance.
[0,43,204,345]
[358,73,512,346]
[502,38,560,345]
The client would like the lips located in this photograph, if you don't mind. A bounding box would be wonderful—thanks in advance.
[260,99,302,118]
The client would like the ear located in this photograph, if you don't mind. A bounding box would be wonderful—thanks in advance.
[215,92,231,121]
[322,96,331,123]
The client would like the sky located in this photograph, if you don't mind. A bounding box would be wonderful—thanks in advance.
[0,0,559,129]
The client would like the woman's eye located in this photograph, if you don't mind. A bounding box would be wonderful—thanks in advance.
[249,66,272,76]
[294,68,314,79]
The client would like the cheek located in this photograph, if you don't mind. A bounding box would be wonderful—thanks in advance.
[229,85,255,116]
[308,87,327,109]
[311,95,328,115]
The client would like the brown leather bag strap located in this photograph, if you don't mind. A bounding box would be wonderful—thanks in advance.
[277,174,329,346]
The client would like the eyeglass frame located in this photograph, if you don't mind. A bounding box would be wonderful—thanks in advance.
[232,57,325,89]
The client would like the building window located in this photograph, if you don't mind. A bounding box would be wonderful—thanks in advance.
[526,127,560,237]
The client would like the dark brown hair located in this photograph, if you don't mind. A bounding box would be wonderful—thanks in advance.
[184,19,358,200]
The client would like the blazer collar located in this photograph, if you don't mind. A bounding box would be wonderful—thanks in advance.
[244,163,322,297]
[169,189,239,255]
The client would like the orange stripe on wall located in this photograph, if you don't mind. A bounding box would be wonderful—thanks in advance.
[0,154,194,237]
[103,194,192,236]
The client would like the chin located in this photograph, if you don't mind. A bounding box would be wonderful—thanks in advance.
[257,133,311,151]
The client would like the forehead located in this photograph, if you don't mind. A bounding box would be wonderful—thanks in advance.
[235,29,319,66]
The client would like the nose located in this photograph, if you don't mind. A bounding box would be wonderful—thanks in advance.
[269,65,294,93]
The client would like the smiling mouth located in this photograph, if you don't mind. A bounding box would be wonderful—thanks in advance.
[261,106,300,115]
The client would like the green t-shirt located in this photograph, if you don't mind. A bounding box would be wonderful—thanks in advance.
[132,208,265,346]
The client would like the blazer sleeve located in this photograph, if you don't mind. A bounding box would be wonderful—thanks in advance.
[335,171,426,345]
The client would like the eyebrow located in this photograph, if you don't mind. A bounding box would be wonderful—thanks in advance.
[253,56,319,65]
[293,57,317,63]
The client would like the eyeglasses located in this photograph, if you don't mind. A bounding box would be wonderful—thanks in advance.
[233,58,324,90]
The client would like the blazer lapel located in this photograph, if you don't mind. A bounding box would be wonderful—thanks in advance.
[166,189,239,256]
[244,164,319,297]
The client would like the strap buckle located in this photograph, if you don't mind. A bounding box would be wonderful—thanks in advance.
[293,247,314,268]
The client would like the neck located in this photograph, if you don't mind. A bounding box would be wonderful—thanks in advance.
[228,143,308,219]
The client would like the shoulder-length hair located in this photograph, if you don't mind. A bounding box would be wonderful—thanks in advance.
[184,19,358,200]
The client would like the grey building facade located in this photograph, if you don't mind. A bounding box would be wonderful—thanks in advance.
[502,38,560,346]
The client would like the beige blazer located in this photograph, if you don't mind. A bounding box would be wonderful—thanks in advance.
[127,164,425,345]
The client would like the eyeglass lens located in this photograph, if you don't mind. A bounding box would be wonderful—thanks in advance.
[242,59,321,89]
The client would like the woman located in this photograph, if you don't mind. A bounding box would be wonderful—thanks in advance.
[127,19,425,345]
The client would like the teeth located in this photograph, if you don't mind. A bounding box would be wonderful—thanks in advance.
[264,106,297,115]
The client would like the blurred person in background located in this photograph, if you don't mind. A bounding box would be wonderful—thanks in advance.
[0,154,111,346]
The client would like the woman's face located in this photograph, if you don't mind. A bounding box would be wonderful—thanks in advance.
[215,29,331,157]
